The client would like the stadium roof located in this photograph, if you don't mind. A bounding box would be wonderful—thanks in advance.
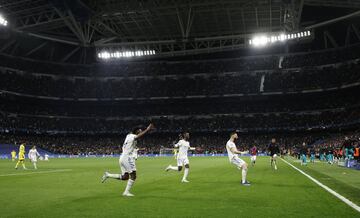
[0,0,360,63]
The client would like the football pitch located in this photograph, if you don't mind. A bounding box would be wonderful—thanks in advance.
[1,156,360,218]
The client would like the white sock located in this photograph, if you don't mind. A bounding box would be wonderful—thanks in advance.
[182,168,189,180]
[241,168,247,183]
[107,173,121,179]
[33,163,37,169]
[168,165,178,171]
[124,179,134,193]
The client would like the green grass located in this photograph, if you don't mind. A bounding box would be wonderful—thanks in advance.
[0,156,359,218]
[286,157,360,205]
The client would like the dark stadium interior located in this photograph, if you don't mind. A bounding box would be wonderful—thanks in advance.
[0,0,360,156]
[1,1,360,217]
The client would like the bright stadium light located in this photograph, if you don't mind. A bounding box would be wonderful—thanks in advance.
[249,35,268,47]
[97,49,156,59]
[249,31,312,47]
[279,34,286,41]
[0,14,8,26]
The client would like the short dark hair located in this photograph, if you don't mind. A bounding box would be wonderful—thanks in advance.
[132,126,144,134]
[230,131,238,136]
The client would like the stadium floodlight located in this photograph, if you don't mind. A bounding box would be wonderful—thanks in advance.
[0,14,8,26]
[249,30,312,47]
[279,34,286,41]
[249,35,268,47]
[97,49,156,59]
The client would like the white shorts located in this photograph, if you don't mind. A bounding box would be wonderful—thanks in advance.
[119,155,136,174]
[231,157,246,169]
[251,155,257,161]
[272,154,277,159]
[177,157,189,166]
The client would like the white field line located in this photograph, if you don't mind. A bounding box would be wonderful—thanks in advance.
[0,169,72,177]
[280,158,360,213]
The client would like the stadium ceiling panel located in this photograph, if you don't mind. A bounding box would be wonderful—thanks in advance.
[0,0,359,61]
[0,1,291,44]
[304,0,360,8]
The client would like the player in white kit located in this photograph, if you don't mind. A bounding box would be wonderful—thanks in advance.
[101,123,154,197]
[28,146,41,169]
[226,132,251,186]
[165,132,195,182]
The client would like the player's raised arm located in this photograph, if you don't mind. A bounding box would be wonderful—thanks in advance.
[135,123,154,139]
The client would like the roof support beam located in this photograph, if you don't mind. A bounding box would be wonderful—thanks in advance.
[61,47,80,62]
[53,8,85,45]
[10,42,19,55]
[15,10,62,30]
[23,32,80,45]
[25,42,47,56]
[176,7,185,38]
[323,31,338,48]
[67,10,87,43]
[0,40,16,52]
[351,24,360,41]
[297,0,304,28]
[305,10,360,29]
[185,7,194,38]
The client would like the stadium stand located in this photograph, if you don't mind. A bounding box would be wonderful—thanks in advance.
[0,44,359,157]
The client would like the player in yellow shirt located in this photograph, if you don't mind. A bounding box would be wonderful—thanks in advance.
[15,144,27,170]
[11,150,16,161]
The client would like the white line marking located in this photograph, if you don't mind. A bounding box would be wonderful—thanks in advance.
[281,158,360,213]
[0,169,72,177]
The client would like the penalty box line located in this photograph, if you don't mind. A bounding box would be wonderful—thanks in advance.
[280,158,360,213]
[0,169,72,177]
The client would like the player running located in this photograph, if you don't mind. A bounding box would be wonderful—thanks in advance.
[101,123,154,197]
[326,146,334,164]
[15,143,27,170]
[268,138,280,170]
[300,143,307,166]
[28,146,41,169]
[11,150,16,161]
[226,131,251,186]
[310,148,316,163]
[250,145,257,166]
[165,132,196,183]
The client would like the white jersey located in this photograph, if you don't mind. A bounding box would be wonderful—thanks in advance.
[226,140,238,161]
[174,139,190,159]
[133,148,139,159]
[121,133,137,157]
[28,148,40,161]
